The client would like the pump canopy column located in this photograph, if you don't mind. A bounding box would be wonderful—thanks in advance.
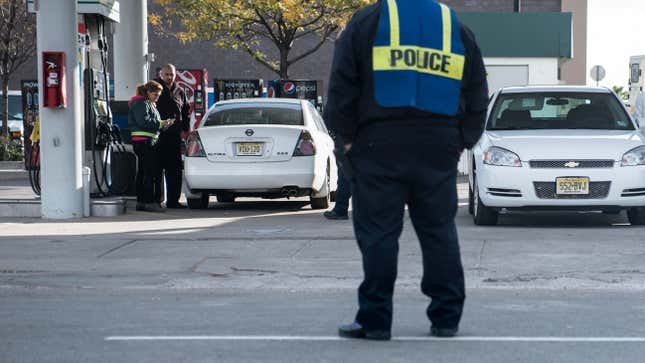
[36,0,84,219]
[113,0,148,100]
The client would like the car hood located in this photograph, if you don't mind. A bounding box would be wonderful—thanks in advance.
[485,129,645,161]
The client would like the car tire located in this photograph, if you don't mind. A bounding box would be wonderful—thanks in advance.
[473,175,498,226]
[627,207,645,225]
[310,167,331,210]
[468,183,474,215]
[217,193,236,203]
[187,193,209,209]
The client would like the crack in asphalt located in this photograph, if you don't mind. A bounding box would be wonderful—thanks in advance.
[289,240,312,259]
[96,239,139,258]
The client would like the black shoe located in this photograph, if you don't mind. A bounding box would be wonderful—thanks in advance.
[323,210,349,220]
[136,202,146,211]
[166,203,187,209]
[430,326,458,338]
[338,322,391,341]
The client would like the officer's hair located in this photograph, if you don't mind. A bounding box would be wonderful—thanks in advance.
[136,80,163,96]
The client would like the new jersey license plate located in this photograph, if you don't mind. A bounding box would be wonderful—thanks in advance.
[556,177,589,195]
[236,142,262,156]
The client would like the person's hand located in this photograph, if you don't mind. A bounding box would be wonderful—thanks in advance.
[344,143,352,152]
[162,119,174,130]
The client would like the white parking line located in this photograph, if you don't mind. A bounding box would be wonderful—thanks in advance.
[105,335,645,342]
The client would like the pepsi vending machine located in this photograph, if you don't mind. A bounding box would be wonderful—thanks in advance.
[155,68,209,130]
[213,79,263,103]
[269,80,322,110]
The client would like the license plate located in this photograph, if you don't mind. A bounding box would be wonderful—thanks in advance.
[236,142,262,156]
[556,177,589,195]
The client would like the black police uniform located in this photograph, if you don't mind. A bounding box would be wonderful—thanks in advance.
[325,1,488,336]
[154,78,190,207]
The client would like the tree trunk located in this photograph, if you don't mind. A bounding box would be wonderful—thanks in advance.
[279,48,289,79]
[1,77,8,137]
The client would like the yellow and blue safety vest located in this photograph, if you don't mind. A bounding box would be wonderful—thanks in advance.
[373,0,465,116]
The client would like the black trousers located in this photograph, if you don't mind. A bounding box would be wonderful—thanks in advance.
[133,140,161,204]
[155,134,183,205]
[349,123,465,332]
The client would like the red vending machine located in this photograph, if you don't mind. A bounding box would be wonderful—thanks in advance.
[155,68,209,130]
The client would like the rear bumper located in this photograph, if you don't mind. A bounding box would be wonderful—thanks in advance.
[184,156,318,192]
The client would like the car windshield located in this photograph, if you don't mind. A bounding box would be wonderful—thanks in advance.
[487,92,634,131]
[204,103,303,127]
[0,96,23,120]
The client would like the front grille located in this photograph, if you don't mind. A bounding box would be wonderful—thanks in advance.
[534,181,611,199]
[529,160,614,169]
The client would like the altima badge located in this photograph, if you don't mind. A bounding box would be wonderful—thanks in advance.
[564,161,580,168]
[245,129,254,136]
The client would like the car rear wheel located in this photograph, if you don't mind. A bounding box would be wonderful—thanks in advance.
[187,193,209,209]
[217,193,236,203]
[473,175,498,226]
[627,207,645,225]
[310,166,330,210]
[468,183,474,215]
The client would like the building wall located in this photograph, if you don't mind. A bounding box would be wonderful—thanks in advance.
[560,0,588,85]
[9,0,565,91]
[485,57,560,86]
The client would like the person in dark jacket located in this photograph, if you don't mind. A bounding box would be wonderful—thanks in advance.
[326,0,488,340]
[154,64,191,208]
[128,80,172,213]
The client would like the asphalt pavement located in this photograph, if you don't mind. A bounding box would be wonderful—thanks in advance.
[2,171,645,362]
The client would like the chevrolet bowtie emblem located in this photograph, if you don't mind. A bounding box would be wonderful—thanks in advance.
[564,161,580,168]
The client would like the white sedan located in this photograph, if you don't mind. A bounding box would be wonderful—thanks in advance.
[182,98,337,209]
[468,86,645,225]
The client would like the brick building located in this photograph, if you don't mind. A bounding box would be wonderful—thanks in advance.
[11,0,586,93]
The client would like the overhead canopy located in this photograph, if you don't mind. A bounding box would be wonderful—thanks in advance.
[28,0,120,22]
[457,12,572,59]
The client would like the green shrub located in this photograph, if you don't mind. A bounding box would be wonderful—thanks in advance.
[0,135,23,161]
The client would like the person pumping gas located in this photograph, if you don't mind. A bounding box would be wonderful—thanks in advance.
[128,80,174,213]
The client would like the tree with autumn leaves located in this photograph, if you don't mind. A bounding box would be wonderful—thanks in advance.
[151,0,374,79]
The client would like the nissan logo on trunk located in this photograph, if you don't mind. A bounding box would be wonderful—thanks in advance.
[245,129,254,136]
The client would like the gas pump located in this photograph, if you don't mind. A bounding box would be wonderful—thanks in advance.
[81,15,131,196]
[21,80,40,195]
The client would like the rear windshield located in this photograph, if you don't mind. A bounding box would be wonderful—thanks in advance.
[487,92,634,131]
[203,103,303,127]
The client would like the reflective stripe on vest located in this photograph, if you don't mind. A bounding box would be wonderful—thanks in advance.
[131,131,158,138]
[373,0,465,116]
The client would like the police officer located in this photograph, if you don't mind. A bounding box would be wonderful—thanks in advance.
[326,0,488,340]
[155,64,191,208]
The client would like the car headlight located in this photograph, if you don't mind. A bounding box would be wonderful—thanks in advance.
[621,146,645,166]
[483,146,522,167]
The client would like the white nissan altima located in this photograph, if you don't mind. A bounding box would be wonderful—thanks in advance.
[468,86,645,225]
[182,98,337,209]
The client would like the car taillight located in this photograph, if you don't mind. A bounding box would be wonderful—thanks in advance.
[293,131,316,156]
[185,131,206,157]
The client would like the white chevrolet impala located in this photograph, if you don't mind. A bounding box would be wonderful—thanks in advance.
[468,86,645,225]
[183,98,337,209]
